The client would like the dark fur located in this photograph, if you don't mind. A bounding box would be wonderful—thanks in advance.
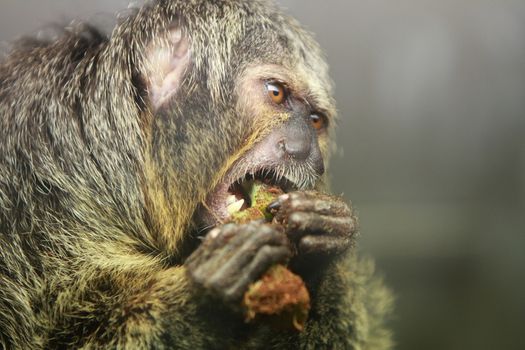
[0,0,392,348]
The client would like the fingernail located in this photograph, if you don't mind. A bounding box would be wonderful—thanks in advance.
[280,194,290,201]
[208,228,220,239]
[267,201,281,210]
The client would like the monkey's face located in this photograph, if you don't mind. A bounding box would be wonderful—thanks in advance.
[199,61,335,226]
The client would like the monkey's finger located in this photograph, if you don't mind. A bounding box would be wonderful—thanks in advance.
[298,234,353,256]
[213,223,286,263]
[191,232,250,281]
[270,192,352,225]
[187,223,256,281]
[271,196,352,224]
[285,212,357,241]
[222,245,291,302]
[211,224,287,271]
[198,225,239,253]
[204,223,264,256]
[206,224,287,286]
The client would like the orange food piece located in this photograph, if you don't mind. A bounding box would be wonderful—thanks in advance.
[243,265,310,331]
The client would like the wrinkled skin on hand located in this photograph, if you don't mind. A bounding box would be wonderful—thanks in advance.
[186,191,357,304]
[269,191,358,257]
[185,222,291,303]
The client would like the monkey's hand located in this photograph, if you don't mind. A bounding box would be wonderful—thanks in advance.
[185,222,291,304]
[269,191,357,257]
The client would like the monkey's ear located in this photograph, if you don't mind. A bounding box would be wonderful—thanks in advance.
[145,28,190,109]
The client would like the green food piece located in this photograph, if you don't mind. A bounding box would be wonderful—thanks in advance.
[230,182,283,223]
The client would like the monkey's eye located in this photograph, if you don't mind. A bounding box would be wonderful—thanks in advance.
[266,82,287,105]
[310,113,327,131]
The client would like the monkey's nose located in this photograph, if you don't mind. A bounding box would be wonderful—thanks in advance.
[277,117,325,176]
[279,137,325,176]
[282,137,311,161]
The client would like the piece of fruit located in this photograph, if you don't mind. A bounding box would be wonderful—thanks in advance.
[242,265,310,331]
[229,181,283,223]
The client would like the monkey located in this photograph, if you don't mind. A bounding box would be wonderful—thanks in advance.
[0,0,393,349]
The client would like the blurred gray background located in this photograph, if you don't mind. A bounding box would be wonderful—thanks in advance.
[1,1,524,349]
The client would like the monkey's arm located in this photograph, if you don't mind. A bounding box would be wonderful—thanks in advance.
[42,259,239,349]
[42,222,291,349]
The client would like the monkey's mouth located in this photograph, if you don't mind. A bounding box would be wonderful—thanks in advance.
[205,169,297,222]
[226,171,296,214]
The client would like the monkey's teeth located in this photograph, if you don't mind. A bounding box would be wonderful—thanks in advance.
[227,199,245,214]
[226,195,238,206]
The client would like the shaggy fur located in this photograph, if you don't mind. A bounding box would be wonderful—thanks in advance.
[0,0,393,348]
